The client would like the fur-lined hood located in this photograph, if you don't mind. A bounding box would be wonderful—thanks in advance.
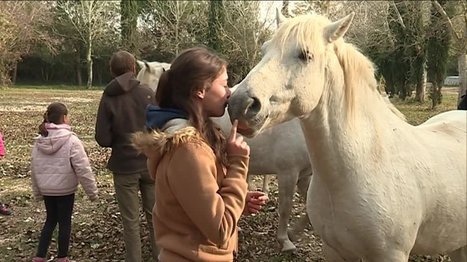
[132,119,205,172]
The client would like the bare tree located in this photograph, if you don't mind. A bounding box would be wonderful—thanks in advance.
[54,1,119,89]
[217,1,274,85]
[0,2,56,86]
[143,1,208,57]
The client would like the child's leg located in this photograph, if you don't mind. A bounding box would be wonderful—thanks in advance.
[56,194,75,258]
[36,196,59,258]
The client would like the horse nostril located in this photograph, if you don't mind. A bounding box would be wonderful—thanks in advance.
[246,97,261,116]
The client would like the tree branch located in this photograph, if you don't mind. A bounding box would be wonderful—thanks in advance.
[391,1,406,29]
[432,0,462,40]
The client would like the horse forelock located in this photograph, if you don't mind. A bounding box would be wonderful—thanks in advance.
[273,15,331,60]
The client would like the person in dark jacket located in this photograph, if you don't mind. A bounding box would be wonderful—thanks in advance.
[95,50,158,262]
[458,94,467,110]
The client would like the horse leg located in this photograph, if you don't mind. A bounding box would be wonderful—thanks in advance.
[247,173,256,191]
[277,171,299,252]
[261,175,270,194]
[449,246,467,262]
[288,171,312,241]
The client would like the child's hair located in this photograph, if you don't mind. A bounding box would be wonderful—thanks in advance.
[38,102,68,137]
[156,47,228,165]
[110,50,136,77]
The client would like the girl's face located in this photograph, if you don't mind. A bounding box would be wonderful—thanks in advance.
[198,66,231,117]
[63,114,70,125]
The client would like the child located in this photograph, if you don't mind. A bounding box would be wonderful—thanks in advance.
[31,102,98,262]
[0,131,12,216]
[132,47,267,261]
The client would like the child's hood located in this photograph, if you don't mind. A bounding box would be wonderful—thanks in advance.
[145,105,188,130]
[104,72,139,96]
[132,119,203,170]
[34,123,74,155]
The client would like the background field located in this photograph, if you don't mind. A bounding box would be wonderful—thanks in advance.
[0,87,460,261]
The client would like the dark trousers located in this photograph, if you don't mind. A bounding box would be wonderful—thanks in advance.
[36,194,75,258]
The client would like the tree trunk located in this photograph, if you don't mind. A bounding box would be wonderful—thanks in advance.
[86,38,93,89]
[431,82,442,109]
[11,63,17,85]
[120,0,138,54]
[76,53,82,86]
[415,66,426,102]
[458,53,467,101]
[208,0,224,52]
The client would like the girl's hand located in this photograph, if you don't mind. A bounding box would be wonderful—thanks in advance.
[243,191,269,215]
[226,120,250,157]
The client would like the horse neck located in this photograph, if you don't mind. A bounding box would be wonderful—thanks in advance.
[299,63,405,186]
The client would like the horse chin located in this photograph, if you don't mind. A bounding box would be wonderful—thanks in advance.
[236,116,269,138]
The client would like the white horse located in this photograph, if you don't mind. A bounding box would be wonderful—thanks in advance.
[136,60,312,252]
[136,60,171,92]
[228,10,467,262]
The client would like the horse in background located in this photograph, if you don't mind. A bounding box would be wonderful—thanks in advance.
[136,60,313,252]
[228,9,466,261]
[136,60,171,92]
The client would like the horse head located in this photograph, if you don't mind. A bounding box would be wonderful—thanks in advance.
[136,60,171,92]
[228,10,355,137]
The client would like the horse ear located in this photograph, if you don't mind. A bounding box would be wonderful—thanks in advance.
[325,12,355,43]
[276,7,287,27]
[144,61,151,73]
[136,60,145,69]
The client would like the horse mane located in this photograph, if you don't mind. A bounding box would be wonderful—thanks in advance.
[272,14,405,121]
[333,42,378,119]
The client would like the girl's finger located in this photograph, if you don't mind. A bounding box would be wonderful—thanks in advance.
[228,119,238,143]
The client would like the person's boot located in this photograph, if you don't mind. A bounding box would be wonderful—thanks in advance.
[0,203,11,215]
[56,257,75,262]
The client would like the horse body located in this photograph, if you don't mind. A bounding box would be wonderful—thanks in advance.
[136,61,313,252]
[228,10,466,261]
[304,105,466,260]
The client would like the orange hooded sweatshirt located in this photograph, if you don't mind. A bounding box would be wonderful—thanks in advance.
[132,119,248,262]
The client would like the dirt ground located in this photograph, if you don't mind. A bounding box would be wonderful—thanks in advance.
[0,87,459,261]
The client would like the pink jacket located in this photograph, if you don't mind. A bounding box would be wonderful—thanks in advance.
[31,123,98,200]
[0,132,5,157]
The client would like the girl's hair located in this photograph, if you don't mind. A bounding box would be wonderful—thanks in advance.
[156,47,228,165]
[38,102,68,137]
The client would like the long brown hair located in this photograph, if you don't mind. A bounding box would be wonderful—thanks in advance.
[156,47,228,165]
[38,102,68,137]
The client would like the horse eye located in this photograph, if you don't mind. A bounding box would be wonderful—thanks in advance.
[298,49,313,62]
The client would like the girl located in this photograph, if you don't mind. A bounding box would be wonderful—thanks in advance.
[31,102,98,262]
[132,47,267,261]
[0,131,12,216]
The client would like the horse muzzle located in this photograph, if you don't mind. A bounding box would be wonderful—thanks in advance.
[228,92,267,137]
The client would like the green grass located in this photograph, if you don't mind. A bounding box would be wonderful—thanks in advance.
[391,91,459,125]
